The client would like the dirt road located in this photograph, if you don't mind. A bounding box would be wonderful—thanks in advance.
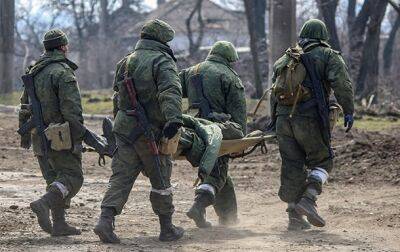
[0,112,399,251]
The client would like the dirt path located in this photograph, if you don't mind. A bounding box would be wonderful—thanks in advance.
[0,113,399,252]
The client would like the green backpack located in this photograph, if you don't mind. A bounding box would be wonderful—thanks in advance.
[272,45,312,107]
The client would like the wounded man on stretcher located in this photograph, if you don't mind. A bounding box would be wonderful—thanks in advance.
[91,114,274,177]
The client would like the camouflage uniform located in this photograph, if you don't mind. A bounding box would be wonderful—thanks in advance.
[272,19,354,229]
[179,41,247,227]
[94,19,184,243]
[20,29,84,236]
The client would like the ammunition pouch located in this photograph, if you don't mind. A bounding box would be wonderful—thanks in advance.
[44,122,72,151]
[159,130,181,155]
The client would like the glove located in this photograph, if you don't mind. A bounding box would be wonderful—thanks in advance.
[344,114,354,132]
[162,122,182,139]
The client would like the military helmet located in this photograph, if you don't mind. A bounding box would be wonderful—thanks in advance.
[140,19,175,43]
[209,41,239,62]
[299,19,329,41]
[43,29,68,50]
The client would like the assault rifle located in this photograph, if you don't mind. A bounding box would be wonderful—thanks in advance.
[300,53,332,156]
[300,54,330,132]
[123,77,166,189]
[190,74,212,118]
[17,74,49,161]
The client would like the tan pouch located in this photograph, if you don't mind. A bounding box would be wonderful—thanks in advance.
[159,130,181,155]
[329,103,342,132]
[44,122,72,151]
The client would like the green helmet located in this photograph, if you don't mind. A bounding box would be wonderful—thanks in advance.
[43,29,68,50]
[299,19,329,41]
[140,19,175,43]
[209,41,239,62]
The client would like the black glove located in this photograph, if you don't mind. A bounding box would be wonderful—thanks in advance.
[344,114,354,133]
[162,122,182,139]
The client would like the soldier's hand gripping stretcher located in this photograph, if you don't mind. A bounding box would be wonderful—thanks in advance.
[82,117,116,166]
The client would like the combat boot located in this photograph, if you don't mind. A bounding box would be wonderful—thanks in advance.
[94,207,120,244]
[186,192,214,228]
[51,207,81,236]
[29,186,63,234]
[295,197,325,227]
[287,207,311,231]
[219,216,239,226]
[158,214,184,242]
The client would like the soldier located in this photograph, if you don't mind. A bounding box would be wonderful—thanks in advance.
[19,29,87,236]
[179,41,247,228]
[93,19,184,243]
[270,19,354,230]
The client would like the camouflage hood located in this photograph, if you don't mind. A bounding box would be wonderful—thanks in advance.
[299,19,329,41]
[208,41,239,63]
[27,50,77,76]
[140,19,175,43]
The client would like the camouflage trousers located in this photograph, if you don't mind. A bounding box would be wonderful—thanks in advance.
[276,114,333,203]
[37,149,83,207]
[101,136,174,216]
[202,156,237,220]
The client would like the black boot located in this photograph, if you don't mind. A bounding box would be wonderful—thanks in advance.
[287,207,311,231]
[295,196,325,227]
[51,207,81,236]
[30,187,63,234]
[94,207,120,244]
[186,192,214,228]
[158,215,184,242]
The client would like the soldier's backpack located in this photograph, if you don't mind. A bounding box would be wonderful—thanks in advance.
[272,45,312,108]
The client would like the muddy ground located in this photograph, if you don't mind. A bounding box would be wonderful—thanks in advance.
[0,112,399,252]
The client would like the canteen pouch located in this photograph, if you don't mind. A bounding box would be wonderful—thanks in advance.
[44,122,72,151]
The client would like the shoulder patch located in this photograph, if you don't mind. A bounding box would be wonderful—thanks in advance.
[64,75,76,83]
[57,62,71,70]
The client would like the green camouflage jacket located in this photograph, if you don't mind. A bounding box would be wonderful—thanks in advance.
[273,41,354,116]
[179,54,247,134]
[112,39,182,139]
[20,50,85,147]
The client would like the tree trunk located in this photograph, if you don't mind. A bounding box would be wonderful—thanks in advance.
[269,0,296,67]
[356,0,388,100]
[185,0,204,56]
[0,0,15,94]
[348,0,373,82]
[383,14,400,74]
[98,0,111,88]
[316,0,341,51]
[244,0,268,98]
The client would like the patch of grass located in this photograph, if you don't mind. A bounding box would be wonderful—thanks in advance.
[349,116,400,131]
[81,89,113,114]
[0,91,22,106]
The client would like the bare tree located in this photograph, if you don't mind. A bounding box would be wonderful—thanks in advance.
[185,0,205,56]
[97,0,112,88]
[244,0,268,98]
[356,1,388,100]
[0,0,15,94]
[347,0,373,81]
[383,13,400,74]
[316,0,341,51]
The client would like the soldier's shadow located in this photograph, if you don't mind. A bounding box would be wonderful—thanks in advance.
[120,226,271,247]
[278,229,365,247]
